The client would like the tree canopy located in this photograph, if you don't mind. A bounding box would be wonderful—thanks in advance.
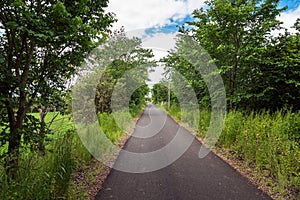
[91,29,154,115]
[162,0,300,111]
[0,0,115,179]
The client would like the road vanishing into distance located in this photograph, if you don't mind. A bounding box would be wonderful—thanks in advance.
[95,105,271,200]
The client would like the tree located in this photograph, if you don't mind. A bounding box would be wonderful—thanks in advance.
[151,82,178,106]
[0,0,115,179]
[241,20,300,110]
[151,83,168,104]
[188,0,285,110]
[161,49,211,109]
[129,84,150,115]
[94,30,154,115]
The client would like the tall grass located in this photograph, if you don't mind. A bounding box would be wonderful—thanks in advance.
[0,131,75,199]
[98,113,122,144]
[98,106,145,144]
[0,114,90,199]
[219,110,299,195]
[0,106,145,199]
[164,104,299,197]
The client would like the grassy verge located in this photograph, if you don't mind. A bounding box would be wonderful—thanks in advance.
[0,113,90,199]
[0,103,142,200]
[160,103,299,200]
[71,106,146,199]
[0,107,143,199]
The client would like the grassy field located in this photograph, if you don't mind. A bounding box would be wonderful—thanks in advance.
[0,108,143,199]
[0,112,79,199]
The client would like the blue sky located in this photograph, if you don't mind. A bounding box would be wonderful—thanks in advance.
[106,0,300,85]
[279,0,300,10]
[1,0,298,36]
[107,0,300,34]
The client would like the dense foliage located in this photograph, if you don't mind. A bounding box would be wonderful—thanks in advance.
[0,0,115,179]
[94,30,153,115]
[151,82,178,105]
[243,31,300,110]
[161,0,300,111]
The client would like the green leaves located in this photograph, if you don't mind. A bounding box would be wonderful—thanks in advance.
[5,21,19,29]
[52,1,72,18]
[93,29,154,114]
[161,0,300,111]
[0,0,115,176]
[183,0,297,110]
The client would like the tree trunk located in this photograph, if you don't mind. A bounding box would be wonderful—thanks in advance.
[230,23,240,111]
[6,127,22,180]
[5,94,27,180]
[37,107,51,156]
[229,69,235,111]
[229,61,237,111]
[5,39,34,180]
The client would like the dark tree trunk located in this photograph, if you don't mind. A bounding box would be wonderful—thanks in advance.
[5,107,25,180]
[229,59,238,111]
[6,127,22,180]
[5,93,27,180]
[5,39,35,180]
[229,68,236,111]
[37,107,50,156]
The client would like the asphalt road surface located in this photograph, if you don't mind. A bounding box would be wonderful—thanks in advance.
[95,105,272,200]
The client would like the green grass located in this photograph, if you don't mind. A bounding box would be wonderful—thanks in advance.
[0,131,76,199]
[30,112,74,138]
[163,104,300,199]
[218,110,300,197]
[0,106,145,199]
[0,113,86,199]
[98,112,123,144]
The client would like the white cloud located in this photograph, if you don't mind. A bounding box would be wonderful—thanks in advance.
[276,5,300,34]
[107,0,205,31]
[143,32,177,83]
[107,0,300,37]
[142,32,177,51]
[147,61,166,84]
[142,32,178,84]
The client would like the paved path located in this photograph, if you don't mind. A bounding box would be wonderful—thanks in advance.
[95,105,272,200]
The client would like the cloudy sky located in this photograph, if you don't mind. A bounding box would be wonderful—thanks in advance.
[107,0,300,32]
[106,0,300,84]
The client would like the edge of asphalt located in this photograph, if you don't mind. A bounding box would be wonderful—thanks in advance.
[157,106,279,200]
[94,104,276,200]
[90,105,148,199]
